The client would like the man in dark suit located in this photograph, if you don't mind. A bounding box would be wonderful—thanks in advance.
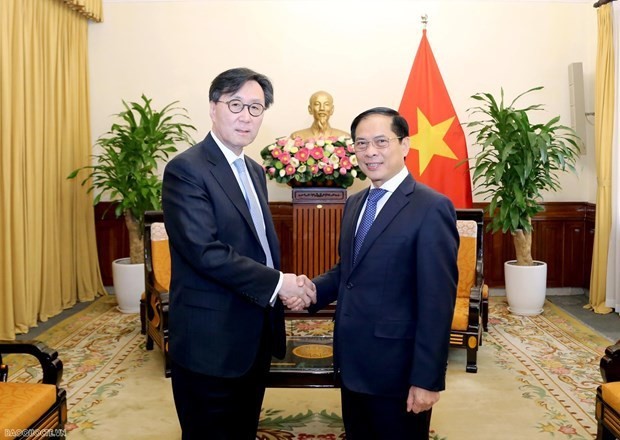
[162,67,316,440]
[307,107,459,439]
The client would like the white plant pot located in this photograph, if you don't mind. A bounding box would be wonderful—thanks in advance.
[504,260,547,316]
[112,257,145,314]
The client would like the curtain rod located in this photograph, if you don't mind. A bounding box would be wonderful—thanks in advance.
[593,0,616,8]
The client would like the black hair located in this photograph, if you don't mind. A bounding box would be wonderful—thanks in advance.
[208,67,274,108]
[350,107,409,140]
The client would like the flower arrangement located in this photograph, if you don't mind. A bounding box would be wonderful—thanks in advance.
[260,136,366,188]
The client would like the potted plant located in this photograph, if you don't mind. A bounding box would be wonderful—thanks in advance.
[467,86,581,315]
[69,94,195,312]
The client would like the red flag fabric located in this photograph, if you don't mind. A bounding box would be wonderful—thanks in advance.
[398,30,473,208]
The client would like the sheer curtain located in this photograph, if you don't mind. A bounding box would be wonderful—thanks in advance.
[588,2,615,314]
[606,2,620,315]
[0,0,104,339]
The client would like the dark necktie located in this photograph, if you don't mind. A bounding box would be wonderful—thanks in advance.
[353,188,386,264]
[233,158,274,268]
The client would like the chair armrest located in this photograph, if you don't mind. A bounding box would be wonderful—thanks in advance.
[0,340,63,386]
[601,340,620,383]
[467,285,482,326]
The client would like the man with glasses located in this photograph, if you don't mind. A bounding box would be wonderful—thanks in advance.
[162,67,316,439]
[305,107,459,439]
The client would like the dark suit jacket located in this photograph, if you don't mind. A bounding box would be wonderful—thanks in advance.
[162,133,286,378]
[311,174,459,397]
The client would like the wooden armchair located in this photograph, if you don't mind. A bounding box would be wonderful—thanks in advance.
[0,340,67,439]
[449,209,488,373]
[142,210,171,378]
[596,339,620,439]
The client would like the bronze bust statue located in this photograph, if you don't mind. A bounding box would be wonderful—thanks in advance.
[291,91,349,140]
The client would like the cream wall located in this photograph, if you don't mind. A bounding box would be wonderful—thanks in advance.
[89,0,598,202]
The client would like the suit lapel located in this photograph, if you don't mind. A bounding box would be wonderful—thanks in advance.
[352,176,416,268]
[204,136,260,242]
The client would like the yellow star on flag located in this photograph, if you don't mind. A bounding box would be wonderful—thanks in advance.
[409,108,457,174]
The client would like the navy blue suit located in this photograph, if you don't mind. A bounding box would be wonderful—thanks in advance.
[162,133,285,439]
[311,174,458,438]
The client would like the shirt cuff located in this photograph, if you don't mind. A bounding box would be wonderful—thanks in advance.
[270,272,284,306]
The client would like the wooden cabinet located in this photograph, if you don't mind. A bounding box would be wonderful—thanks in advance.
[479,202,594,288]
[94,202,129,286]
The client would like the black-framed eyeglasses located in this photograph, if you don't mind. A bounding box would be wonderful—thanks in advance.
[353,136,402,152]
[217,99,265,117]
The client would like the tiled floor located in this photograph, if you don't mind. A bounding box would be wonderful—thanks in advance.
[547,293,620,342]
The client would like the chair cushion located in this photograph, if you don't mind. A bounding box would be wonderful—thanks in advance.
[151,223,171,291]
[0,383,57,436]
[456,224,477,299]
[451,297,469,331]
[601,382,620,412]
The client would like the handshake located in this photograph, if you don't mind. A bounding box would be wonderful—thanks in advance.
[278,273,316,312]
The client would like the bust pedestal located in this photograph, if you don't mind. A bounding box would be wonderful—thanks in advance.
[292,188,346,279]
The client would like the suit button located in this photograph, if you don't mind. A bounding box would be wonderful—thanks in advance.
[346,283,353,289]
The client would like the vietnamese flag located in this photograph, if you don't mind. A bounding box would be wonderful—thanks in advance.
[399,30,472,208]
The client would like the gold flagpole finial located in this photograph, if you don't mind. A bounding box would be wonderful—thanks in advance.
[421,14,428,30]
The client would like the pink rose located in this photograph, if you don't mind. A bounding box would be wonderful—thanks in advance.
[334,147,346,158]
[340,157,352,169]
[268,167,276,175]
[271,148,283,158]
[277,138,287,147]
[339,167,347,175]
[310,147,324,159]
[310,164,320,175]
[285,164,296,175]
[295,148,310,162]
[323,165,334,175]
[279,152,291,165]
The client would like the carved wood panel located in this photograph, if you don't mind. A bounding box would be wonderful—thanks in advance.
[292,203,344,279]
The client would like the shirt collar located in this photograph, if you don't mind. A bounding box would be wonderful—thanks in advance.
[211,131,244,165]
[370,166,409,194]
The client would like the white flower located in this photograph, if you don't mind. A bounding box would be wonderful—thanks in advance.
[329,155,340,165]
[290,157,300,167]
[350,155,358,166]
[298,165,307,173]
[325,144,335,154]
[351,169,358,177]
[316,139,326,147]
[279,169,286,177]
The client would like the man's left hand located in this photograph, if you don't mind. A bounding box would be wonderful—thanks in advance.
[407,386,439,413]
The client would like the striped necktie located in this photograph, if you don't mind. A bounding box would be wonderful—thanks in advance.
[353,188,386,264]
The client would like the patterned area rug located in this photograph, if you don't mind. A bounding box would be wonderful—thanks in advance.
[5,296,611,439]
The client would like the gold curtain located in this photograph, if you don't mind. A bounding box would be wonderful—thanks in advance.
[0,0,105,340]
[588,3,615,314]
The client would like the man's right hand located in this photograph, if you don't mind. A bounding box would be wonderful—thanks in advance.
[278,273,316,310]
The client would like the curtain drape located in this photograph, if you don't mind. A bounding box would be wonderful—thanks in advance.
[0,0,105,339]
[588,2,615,314]
[606,2,619,315]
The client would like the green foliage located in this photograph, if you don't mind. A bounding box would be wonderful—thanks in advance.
[467,87,581,235]
[68,94,195,231]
